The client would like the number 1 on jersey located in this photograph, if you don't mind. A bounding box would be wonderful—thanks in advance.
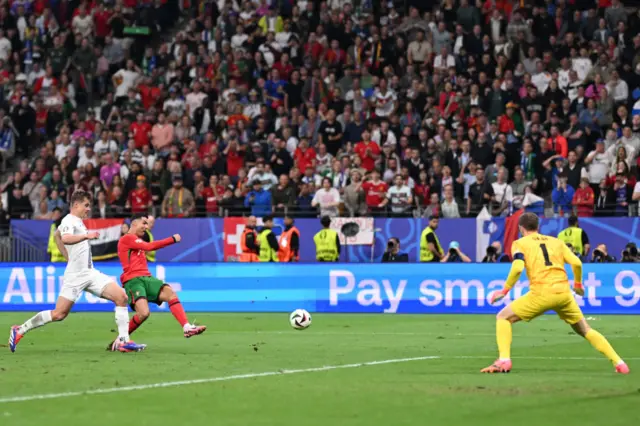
[540,243,552,266]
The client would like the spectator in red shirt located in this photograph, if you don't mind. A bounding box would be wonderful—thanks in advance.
[354,129,381,172]
[93,2,112,41]
[130,113,152,149]
[127,175,152,214]
[272,53,294,81]
[547,125,569,158]
[200,175,225,215]
[294,138,316,172]
[199,132,217,159]
[498,103,517,134]
[324,39,347,68]
[573,177,595,217]
[224,139,244,177]
[361,170,388,215]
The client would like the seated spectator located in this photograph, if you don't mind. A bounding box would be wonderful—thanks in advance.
[362,170,388,215]
[296,183,316,215]
[510,168,528,210]
[272,175,296,214]
[8,187,33,219]
[552,175,575,217]
[441,184,460,219]
[386,175,413,217]
[612,173,632,216]
[311,177,341,217]
[34,200,52,220]
[422,193,441,218]
[489,167,512,217]
[343,171,366,217]
[47,189,66,213]
[162,175,195,218]
[244,180,272,217]
[573,178,595,217]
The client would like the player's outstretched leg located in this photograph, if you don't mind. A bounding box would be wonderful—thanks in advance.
[481,305,521,373]
[101,282,146,353]
[9,297,73,352]
[159,286,206,338]
[571,319,629,374]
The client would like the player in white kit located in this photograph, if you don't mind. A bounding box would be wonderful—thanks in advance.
[9,191,146,353]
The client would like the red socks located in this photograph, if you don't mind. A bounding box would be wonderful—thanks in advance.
[128,314,146,335]
[169,298,189,327]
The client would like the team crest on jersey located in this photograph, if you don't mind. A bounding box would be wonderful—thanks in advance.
[135,239,143,243]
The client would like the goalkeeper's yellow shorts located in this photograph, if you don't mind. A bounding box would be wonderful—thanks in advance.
[510,291,583,325]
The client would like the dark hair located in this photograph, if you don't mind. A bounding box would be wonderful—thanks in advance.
[518,212,539,231]
[70,190,91,205]
[320,215,332,227]
[130,213,148,223]
[568,215,578,227]
[429,215,440,221]
[263,215,274,223]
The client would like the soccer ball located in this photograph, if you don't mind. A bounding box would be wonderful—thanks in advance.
[289,309,312,330]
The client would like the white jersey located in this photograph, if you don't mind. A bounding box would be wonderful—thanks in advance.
[58,214,93,274]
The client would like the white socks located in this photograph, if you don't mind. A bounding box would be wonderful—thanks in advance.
[183,323,193,332]
[18,310,53,335]
[115,307,130,342]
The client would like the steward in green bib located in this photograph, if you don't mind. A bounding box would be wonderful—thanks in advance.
[420,216,444,262]
[557,215,590,257]
[141,216,156,262]
[258,215,280,262]
[314,216,340,262]
[47,209,66,262]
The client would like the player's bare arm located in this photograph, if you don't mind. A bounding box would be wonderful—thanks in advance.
[61,232,99,245]
[54,230,69,262]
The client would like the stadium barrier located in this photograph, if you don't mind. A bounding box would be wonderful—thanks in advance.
[1,263,639,314]
[10,216,640,263]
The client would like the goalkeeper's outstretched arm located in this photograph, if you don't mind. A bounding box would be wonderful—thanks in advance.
[562,243,584,294]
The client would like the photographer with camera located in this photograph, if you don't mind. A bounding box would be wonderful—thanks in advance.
[382,238,409,262]
[591,244,616,263]
[621,243,639,263]
[441,241,471,263]
[482,241,511,263]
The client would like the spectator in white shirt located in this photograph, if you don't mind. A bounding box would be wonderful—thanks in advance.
[585,140,612,184]
[386,175,413,216]
[440,184,461,218]
[185,82,207,118]
[311,177,341,217]
[606,70,629,103]
[532,61,552,93]
[0,29,12,61]
[433,46,455,74]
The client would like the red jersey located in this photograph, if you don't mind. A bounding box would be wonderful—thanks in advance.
[294,147,316,172]
[201,185,225,213]
[354,141,380,172]
[128,188,151,213]
[130,121,152,148]
[362,180,388,207]
[226,150,244,177]
[118,234,175,284]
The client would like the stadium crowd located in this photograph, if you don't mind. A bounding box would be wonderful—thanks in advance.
[0,0,640,223]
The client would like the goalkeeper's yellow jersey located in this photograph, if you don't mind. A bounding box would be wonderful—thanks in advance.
[511,233,582,295]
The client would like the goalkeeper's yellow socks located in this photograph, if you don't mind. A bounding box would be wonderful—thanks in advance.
[585,329,623,366]
[496,318,512,360]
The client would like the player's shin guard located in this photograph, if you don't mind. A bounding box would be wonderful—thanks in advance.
[115,306,131,342]
[18,310,53,335]
[496,318,512,360]
[585,329,623,366]
[168,298,189,328]
[128,314,146,335]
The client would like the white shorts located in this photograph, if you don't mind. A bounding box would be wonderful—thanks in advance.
[60,269,114,303]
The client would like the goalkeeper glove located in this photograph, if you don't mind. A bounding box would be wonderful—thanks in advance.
[490,288,510,305]
[574,282,584,297]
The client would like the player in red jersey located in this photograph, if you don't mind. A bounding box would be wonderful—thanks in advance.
[107,214,206,350]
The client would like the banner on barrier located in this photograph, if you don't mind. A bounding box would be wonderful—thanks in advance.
[1,263,638,314]
[331,217,375,245]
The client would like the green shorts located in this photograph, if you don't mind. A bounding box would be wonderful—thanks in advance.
[123,276,167,307]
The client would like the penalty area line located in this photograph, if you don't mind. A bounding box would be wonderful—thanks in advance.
[0,356,440,404]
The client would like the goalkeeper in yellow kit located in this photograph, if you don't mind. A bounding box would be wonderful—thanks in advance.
[482,213,629,374]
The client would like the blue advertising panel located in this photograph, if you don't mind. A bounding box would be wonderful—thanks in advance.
[1,263,639,314]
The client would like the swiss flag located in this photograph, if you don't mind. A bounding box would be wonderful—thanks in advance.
[223,217,249,261]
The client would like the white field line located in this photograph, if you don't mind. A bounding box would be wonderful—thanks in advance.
[1,354,637,404]
[0,356,439,404]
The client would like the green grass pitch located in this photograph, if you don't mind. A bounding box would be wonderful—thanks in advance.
[0,313,638,426]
